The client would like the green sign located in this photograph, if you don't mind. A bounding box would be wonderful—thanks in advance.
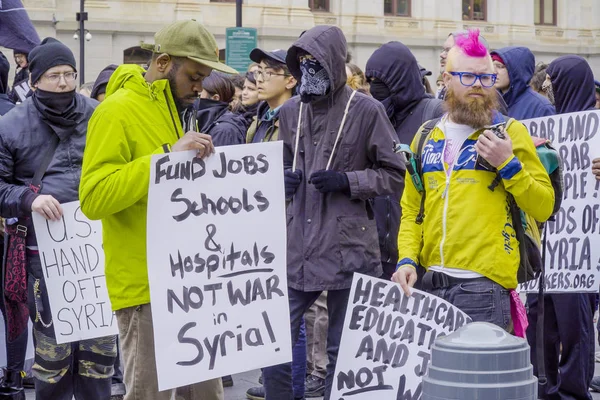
[226,27,258,73]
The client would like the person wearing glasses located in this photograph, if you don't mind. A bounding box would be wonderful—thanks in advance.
[392,29,554,330]
[9,50,31,103]
[437,31,510,117]
[490,47,555,120]
[0,38,118,400]
[245,48,297,143]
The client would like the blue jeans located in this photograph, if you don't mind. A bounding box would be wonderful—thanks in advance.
[427,276,511,329]
[292,319,307,399]
[263,288,350,400]
[111,338,126,396]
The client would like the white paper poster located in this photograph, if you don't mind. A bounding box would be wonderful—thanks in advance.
[519,110,600,293]
[32,201,117,344]
[147,142,291,390]
[331,274,471,400]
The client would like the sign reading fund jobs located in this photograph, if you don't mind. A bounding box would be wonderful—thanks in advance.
[32,201,117,344]
[331,274,471,400]
[519,110,600,293]
[147,142,291,390]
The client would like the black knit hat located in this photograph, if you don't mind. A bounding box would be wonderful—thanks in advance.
[28,38,77,85]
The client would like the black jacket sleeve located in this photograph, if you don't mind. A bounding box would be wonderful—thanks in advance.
[0,131,36,218]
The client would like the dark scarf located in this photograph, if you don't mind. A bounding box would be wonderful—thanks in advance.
[32,89,82,138]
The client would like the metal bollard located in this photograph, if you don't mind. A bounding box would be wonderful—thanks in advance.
[422,322,537,400]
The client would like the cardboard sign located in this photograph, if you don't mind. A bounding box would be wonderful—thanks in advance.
[519,110,600,293]
[331,274,471,400]
[32,201,117,344]
[147,143,291,390]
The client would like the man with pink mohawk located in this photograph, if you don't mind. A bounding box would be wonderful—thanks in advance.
[392,29,554,329]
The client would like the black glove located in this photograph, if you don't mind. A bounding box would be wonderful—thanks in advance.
[310,170,350,195]
[284,169,303,199]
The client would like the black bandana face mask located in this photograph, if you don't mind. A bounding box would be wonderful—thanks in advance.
[33,88,76,115]
[298,55,330,102]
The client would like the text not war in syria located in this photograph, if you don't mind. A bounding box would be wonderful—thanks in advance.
[147,143,292,390]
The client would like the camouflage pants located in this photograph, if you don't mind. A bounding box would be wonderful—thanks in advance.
[28,255,116,400]
[32,329,117,400]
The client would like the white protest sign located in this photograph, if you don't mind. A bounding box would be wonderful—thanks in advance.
[147,142,291,391]
[32,201,117,344]
[518,110,600,293]
[13,81,30,102]
[331,274,471,400]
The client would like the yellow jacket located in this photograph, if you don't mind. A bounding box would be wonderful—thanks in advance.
[397,117,554,289]
[79,65,182,311]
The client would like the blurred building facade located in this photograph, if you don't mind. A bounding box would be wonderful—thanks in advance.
[19,0,600,84]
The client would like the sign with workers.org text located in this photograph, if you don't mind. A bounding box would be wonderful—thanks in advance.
[519,110,600,293]
[147,142,291,390]
[331,274,471,400]
[32,201,117,344]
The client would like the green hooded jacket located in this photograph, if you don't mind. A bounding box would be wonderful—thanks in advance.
[79,64,182,311]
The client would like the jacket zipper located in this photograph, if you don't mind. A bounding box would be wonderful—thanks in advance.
[385,195,392,263]
[164,89,181,140]
[439,142,469,268]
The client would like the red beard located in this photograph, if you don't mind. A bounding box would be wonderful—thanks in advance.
[445,86,498,128]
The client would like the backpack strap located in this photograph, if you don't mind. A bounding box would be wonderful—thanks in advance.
[422,98,443,123]
[415,117,441,224]
[536,224,547,386]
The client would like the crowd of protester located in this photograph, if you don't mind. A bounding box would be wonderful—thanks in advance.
[0,20,600,400]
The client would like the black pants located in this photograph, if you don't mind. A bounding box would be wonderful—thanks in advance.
[263,288,350,400]
[527,293,595,400]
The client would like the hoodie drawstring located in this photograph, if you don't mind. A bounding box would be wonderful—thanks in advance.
[292,90,357,171]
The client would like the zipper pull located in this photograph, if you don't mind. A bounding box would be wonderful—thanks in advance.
[442,178,450,199]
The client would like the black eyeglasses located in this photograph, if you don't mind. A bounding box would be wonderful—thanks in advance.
[449,71,497,88]
[253,70,288,81]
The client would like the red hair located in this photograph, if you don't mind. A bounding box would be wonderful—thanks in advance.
[455,29,488,58]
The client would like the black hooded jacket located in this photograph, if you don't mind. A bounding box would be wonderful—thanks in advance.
[365,41,445,144]
[91,64,118,100]
[183,98,247,147]
[491,47,555,119]
[365,42,444,268]
[548,55,596,114]
[280,25,405,290]
[0,52,14,116]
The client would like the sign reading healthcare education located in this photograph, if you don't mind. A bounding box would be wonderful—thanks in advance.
[226,27,257,73]
[519,110,600,293]
[147,142,291,391]
[32,201,117,344]
[331,274,471,400]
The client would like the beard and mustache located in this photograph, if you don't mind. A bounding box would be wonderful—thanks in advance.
[444,85,499,129]
[166,64,199,113]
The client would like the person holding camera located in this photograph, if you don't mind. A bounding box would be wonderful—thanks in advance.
[392,29,554,329]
